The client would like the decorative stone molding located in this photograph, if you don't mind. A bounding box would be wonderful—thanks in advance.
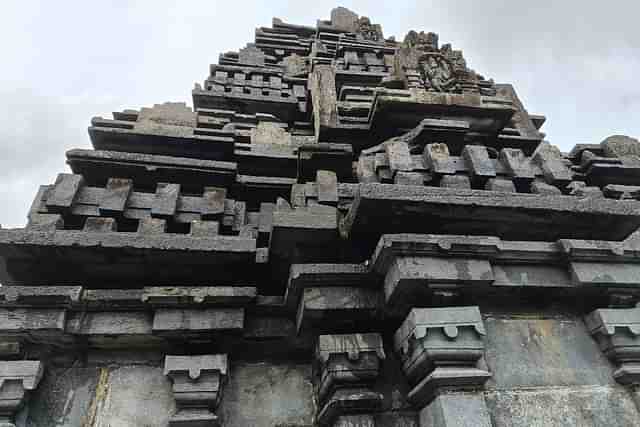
[164,355,229,427]
[0,361,44,427]
[394,307,490,407]
[314,333,385,427]
[585,306,640,385]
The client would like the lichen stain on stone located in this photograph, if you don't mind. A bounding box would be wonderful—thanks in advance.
[527,319,573,383]
[82,367,109,427]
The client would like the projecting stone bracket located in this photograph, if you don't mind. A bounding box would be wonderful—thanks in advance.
[585,306,640,385]
[0,361,44,427]
[164,355,228,427]
[394,306,491,426]
[314,333,385,427]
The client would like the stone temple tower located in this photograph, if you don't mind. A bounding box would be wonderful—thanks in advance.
[2,6,640,427]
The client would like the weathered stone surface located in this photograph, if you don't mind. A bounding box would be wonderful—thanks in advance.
[462,145,496,179]
[0,228,257,285]
[317,170,339,206]
[202,187,226,220]
[601,135,640,158]
[189,219,219,237]
[221,363,314,427]
[484,316,617,389]
[0,360,44,425]
[486,386,639,427]
[142,286,256,306]
[316,333,385,403]
[485,178,516,192]
[0,308,66,332]
[153,309,244,334]
[383,256,493,307]
[394,307,487,382]
[164,354,228,426]
[423,144,456,175]
[152,183,181,217]
[7,8,640,427]
[99,178,132,214]
[310,65,338,138]
[45,174,84,212]
[341,183,640,242]
[532,141,572,186]
[297,287,381,333]
[530,180,562,195]
[499,148,535,181]
[439,175,471,189]
[67,149,238,192]
[585,306,640,384]
[83,217,117,232]
[419,393,492,427]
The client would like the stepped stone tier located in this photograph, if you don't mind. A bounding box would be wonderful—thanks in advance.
[3,6,640,427]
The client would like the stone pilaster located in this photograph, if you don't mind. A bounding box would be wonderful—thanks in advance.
[164,355,228,427]
[315,333,385,427]
[394,307,491,427]
[0,361,44,427]
[585,306,640,385]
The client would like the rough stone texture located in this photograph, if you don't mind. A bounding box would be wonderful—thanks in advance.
[485,386,640,427]
[4,7,640,427]
[342,183,640,242]
[24,363,175,427]
[220,363,314,427]
[419,394,491,427]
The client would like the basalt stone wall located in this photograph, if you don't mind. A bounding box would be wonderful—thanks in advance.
[3,6,640,427]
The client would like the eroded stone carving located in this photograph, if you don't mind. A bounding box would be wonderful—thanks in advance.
[394,307,490,407]
[164,355,228,426]
[315,333,385,427]
[585,306,640,385]
[0,361,44,427]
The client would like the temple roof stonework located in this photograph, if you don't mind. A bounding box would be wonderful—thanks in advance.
[2,7,640,427]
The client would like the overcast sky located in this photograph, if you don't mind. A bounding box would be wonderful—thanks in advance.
[1,0,638,227]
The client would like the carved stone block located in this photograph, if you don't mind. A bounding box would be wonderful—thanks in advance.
[423,144,456,175]
[45,173,84,212]
[315,333,385,427]
[99,177,133,214]
[394,307,490,408]
[499,148,535,182]
[532,141,572,186]
[394,307,487,383]
[152,183,181,217]
[585,306,640,384]
[164,355,228,427]
[0,361,43,426]
[462,145,495,180]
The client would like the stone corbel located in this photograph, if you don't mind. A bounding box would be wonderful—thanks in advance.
[164,354,228,427]
[314,333,385,427]
[585,306,640,385]
[0,361,44,427]
[394,306,491,426]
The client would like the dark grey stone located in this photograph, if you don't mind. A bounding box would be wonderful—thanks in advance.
[99,178,132,214]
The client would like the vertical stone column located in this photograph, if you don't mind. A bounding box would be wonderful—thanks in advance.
[314,333,386,427]
[0,361,44,427]
[164,355,228,427]
[394,307,492,427]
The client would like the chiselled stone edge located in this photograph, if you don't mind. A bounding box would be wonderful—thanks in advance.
[393,307,486,356]
[164,354,229,379]
[406,366,491,408]
[0,361,44,390]
[316,333,386,364]
[585,307,640,337]
[0,286,257,310]
[0,229,257,253]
